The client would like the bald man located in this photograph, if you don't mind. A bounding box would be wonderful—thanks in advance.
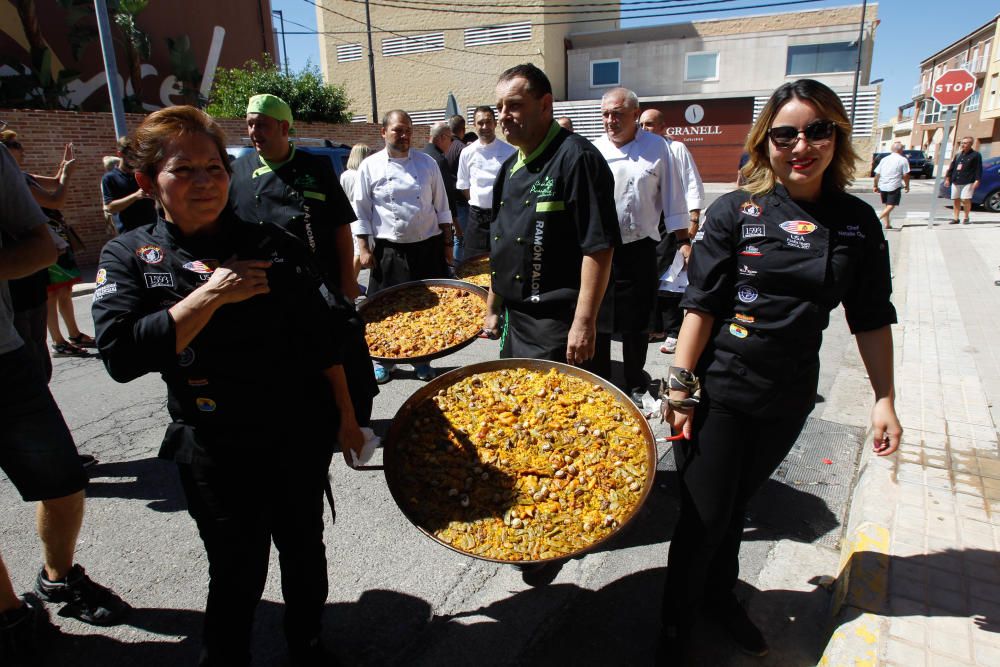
[638,108,706,353]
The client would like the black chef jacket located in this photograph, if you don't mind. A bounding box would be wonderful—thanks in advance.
[491,121,620,316]
[228,146,355,293]
[92,213,343,462]
[228,143,379,415]
[683,185,896,418]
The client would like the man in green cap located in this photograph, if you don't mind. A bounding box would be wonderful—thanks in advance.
[229,93,379,436]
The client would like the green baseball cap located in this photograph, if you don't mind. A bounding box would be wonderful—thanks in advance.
[247,94,293,129]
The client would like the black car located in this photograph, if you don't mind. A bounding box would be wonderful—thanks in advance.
[225,139,351,178]
[870,150,934,179]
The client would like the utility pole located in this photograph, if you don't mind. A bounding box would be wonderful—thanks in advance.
[849,0,868,124]
[365,0,378,122]
[94,0,127,140]
[273,9,289,74]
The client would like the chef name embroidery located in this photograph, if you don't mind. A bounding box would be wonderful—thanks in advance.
[530,176,555,198]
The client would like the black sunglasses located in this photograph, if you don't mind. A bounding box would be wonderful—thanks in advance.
[4,140,22,150]
[768,119,837,149]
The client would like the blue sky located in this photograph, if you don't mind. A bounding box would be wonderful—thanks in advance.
[270,0,998,123]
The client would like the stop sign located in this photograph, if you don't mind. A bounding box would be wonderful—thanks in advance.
[932,69,977,106]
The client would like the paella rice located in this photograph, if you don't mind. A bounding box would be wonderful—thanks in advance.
[363,285,486,359]
[455,255,491,288]
[393,367,650,561]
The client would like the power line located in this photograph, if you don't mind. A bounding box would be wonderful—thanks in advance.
[341,0,752,18]
[350,0,740,7]
[305,14,501,77]
[299,0,824,35]
[305,0,538,55]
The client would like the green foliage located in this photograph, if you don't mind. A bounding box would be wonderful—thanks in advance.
[206,56,351,124]
[166,35,204,106]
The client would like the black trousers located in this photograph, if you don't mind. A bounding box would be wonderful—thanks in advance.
[464,205,493,256]
[368,234,448,295]
[650,291,684,338]
[662,391,810,627]
[177,440,333,666]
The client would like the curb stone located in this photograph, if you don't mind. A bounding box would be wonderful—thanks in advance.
[818,427,897,666]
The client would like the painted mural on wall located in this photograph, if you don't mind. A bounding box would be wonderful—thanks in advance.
[0,0,276,111]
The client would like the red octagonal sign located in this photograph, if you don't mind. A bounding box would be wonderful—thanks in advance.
[932,69,977,106]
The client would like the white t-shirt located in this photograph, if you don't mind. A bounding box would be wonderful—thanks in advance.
[593,129,688,244]
[455,138,516,209]
[875,152,909,192]
[351,149,453,242]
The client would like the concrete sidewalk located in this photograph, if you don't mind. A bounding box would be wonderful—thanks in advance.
[820,222,1000,666]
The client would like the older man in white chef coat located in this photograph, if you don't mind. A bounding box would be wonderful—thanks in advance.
[593,88,688,404]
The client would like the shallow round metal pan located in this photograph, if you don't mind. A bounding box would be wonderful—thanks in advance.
[453,253,491,288]
[381,358,658,564]
[358,279,489,364]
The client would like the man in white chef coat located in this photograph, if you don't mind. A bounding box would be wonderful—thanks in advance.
[593,88,687,403]
[353,109,454,383]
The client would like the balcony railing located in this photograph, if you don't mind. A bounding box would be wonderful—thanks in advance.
[913,82,929,98]
[960,56,988,75]
[894,119,913,133]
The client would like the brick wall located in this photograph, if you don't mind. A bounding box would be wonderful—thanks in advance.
[1,108,423,266]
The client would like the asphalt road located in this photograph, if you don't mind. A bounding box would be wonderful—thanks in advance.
[4,184,995,666]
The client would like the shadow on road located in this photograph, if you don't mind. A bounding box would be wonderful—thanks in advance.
[36,547,999,666]
[84,458,186,512]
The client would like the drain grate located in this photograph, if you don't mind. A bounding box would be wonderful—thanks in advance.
[655,417,865,549]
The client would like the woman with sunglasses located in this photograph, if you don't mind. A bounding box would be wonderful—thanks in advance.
[657,79,901,661]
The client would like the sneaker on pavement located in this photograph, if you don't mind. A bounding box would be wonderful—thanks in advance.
[0,594,52,666]
[373,364,393,384]
[78,454,98,468]
[414,364,436,381]
[34,565,129,626]
[660,337,678,354]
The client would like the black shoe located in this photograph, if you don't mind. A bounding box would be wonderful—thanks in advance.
[78,454,98,468]
[718,598,768,657]
[289,637,340,667]
[655,624,688,666]
[0,593,52,666]
[629,389,647,407]
[515,560,564,587]
[34,565,129,626]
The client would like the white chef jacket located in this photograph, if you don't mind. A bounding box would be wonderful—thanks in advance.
[455,138,517,209]
[593,129,688,244]
[351,148,453,242]
[664,135,705,212]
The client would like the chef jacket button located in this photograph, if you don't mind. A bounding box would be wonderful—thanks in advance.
[524,200,530,206]
[737,367,747,377]
[491,270,496,276]
[500,201,505,206]
[515,274,522,281]
[516,237,524,244]
[494,235,500,241]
